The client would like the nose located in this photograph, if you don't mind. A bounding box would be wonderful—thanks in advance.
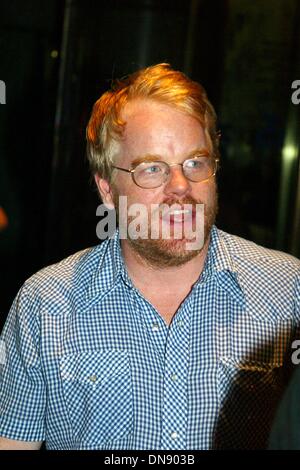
[163,165,191,198]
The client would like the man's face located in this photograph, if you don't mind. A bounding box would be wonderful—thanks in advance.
[97,99,218,267]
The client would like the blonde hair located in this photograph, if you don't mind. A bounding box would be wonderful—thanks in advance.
[86,63,220,181]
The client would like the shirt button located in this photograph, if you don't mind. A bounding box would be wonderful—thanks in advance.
[171,432,178,440]
[152,323,159,332]
[177,320,184,328]
[89,374,97,383]
[171,374,178,381]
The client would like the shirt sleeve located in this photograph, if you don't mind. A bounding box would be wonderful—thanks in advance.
[0,282,46,441]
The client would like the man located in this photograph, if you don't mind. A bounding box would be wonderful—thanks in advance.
[0,63,299,450]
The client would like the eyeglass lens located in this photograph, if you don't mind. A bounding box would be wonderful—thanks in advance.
[132,157,216,188]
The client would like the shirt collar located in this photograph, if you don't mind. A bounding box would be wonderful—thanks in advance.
[200,225,245,306]
[81,230,131,312]
[81,225,245,312]
[202,225,236,275]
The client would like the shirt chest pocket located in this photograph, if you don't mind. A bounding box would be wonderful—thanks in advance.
[59,350,133,446]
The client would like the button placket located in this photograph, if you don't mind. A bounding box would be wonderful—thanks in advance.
[134,291,168,362]
[160,313,189,449]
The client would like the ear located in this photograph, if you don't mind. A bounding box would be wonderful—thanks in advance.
[94,173,115,209]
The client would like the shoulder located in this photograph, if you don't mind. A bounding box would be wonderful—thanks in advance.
[214,228,300,323]
[215,228,300,318]
[217,228,300,274]
[21,240,109,305]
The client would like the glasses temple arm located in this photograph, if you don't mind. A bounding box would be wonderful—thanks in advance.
[112,165,133,174]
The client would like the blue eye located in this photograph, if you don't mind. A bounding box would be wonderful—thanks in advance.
[185,159,204,169]
[144,164,162,174]
[149,166,159,172]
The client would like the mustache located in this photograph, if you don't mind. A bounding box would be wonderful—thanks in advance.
[158,196,202,208]
[156,197,204,215]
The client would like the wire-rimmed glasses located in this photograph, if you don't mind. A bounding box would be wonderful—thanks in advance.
[112,155,219,189]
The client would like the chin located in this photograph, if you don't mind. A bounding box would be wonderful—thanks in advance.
[128,234,207,268]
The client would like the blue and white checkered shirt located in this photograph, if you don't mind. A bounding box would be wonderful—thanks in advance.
[0,226,299,449]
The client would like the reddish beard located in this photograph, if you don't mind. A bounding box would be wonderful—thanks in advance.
[115,188,218,268]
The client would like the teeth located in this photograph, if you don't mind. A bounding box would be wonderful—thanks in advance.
[169,209,190,215]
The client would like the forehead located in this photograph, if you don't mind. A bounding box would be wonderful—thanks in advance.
[118,99,208,163]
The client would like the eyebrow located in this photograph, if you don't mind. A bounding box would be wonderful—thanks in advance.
[130,154,162,168]
[130,148,210,168]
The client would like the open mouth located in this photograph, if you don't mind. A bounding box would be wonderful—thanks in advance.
[160,206,195,225]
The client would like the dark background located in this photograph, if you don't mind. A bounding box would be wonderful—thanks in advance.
[0,0,300,328]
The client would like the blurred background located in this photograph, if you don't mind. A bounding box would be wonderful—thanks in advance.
[0,0,300,328]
